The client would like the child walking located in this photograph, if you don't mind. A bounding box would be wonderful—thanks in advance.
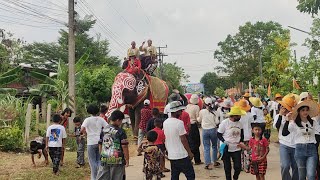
[153,118,169,176]
[263,109,273,140]
[96,110,129,180]
[138,131,162,180]
[73,117,85,168]
[239,124,270,180]
[46,114,67,175]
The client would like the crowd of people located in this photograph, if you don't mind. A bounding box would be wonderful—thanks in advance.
[29,90,320,180]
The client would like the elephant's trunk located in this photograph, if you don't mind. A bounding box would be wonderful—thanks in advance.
[106,72,136,118]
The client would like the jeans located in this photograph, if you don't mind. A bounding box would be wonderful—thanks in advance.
[279,143,299,180]
[77,138,85,165]
[222,150,242,180]
[170,157,195,180]
[48,147,62,173]
[87,144,101,180]
[138,128,146,146]
[202,128,218,165]
[295,143,318,180]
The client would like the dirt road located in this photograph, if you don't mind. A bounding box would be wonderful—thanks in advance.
[126,143,282,180]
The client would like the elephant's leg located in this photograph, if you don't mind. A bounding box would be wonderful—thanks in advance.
[129,108,136,135]
[134,103,143,137]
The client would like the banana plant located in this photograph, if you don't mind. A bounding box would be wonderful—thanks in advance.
[29,50,91,108]
[0,66,23,94]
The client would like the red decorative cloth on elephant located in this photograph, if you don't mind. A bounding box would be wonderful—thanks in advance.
[145,75,169,113]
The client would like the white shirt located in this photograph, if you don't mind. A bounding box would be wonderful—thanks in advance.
[289,120,320,144]
[185,104,200,124]
[313,116,320,135]
[251,107,265,123]
[46,124,67,147]
[164,104,171,118]
[216,107,229,124]
[82,116,108,145]
[163,117,188,160]
[273,114,295,148]
[198,109,219,129]
[240,112,254,141]
[218,118,243,152]
[270,101,279,120]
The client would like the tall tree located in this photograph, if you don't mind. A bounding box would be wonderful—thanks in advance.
[214,21,290,86]
[297,0,320,15]
[22,17,120,71]
[158,62,189,92]
[200,72,232,95]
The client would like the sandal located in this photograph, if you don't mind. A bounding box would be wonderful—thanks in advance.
[163,168,170,172]
[204,165,213,170]
[214,162,221,167]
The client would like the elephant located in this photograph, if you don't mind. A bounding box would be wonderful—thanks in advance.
[106,71,169,136]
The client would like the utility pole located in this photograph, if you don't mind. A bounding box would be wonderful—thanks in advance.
[157,45,168,79]
[68,0,76,115]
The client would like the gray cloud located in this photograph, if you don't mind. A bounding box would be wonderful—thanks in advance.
[0,0,313,83]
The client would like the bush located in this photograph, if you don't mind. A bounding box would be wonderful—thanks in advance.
[0,126,23,151]
[65,137,78,152]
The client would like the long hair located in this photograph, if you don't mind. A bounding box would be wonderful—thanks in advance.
[294,106,313,127]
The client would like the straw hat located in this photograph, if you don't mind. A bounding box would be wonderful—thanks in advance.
[227,106,246,116]
[249,97,263,108]
[278,94,297,112]
[189,94,199,105]
[169,101,186,113]
[292,100,319,118]
[243,93,250,98]
[234,99,251,112]
[275,93,283,99]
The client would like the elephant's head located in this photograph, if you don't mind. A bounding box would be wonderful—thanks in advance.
[106,72,148,118]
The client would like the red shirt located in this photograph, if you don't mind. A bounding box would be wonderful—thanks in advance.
[249,137,269,161]
[125,59,141,74]
[100,113,108,123]
[179,111,190,134]
[153,127,165,145]
[139,107,152,131]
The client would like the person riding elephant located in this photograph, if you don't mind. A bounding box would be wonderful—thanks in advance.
[125,53,141,75]
[139,39,158,75]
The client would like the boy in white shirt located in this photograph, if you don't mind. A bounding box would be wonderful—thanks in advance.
[46,114,67,175]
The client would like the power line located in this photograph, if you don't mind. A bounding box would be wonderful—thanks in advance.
[105,0,138,34]
[75,1,124,56]
[77,0,128,52]
[167,49,215,55]
[135,0,152,25]
[0,19,63,30]
[0,0,66,25]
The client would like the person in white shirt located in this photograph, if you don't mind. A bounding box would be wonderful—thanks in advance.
[46,114,67,175]
[249,97,265,137]
[198,97,220,170]
[273,94,298,180]
[185,94,203,165]
[81,104,108,180]
[270,93,282,120]
[164,89,188,118]
[283,100,320,180]
[163,101,195,180]
[217,106,245,180]
[235,99,253,173]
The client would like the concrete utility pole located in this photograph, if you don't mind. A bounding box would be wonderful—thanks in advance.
[68,0,76,115]
[157,45,168,79]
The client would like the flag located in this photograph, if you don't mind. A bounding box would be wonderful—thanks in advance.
[267,83,271,97]
[293,79,301,90]
[249,82,252,96]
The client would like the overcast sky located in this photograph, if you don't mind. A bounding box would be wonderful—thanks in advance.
[0,0,314,83]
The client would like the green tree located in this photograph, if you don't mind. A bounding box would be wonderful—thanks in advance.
[297,0,320,15]
[200,72,233,95]
[77,65,117,104]
[158,62,189,92]
[214,21,290,87]
[22,18,120,71]
[214,87,226,97]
